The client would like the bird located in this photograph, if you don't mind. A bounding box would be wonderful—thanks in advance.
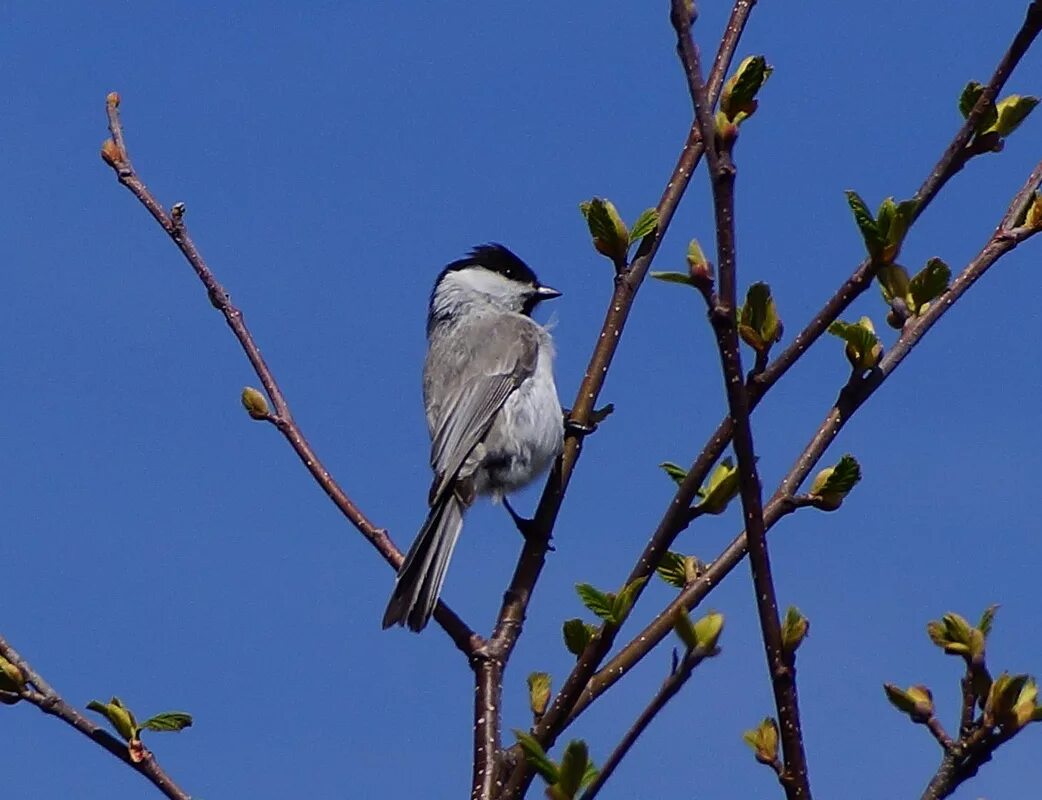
[382,244,564,631]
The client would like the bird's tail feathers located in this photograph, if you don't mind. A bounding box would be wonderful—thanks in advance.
[381,495,464,632]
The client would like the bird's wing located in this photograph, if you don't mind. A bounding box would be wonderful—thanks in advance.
[427,318,539,506]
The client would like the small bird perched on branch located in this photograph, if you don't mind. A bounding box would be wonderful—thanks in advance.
[382,244,564,632]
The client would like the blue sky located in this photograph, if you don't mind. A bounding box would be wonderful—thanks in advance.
[3,2,1042,798]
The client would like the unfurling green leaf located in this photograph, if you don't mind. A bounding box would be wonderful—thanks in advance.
[513,730,559,784]
[650,271,696,287]
[611,577,648,624]
[697,456,740,515]
[139,712,193,733]
[959,81,998,133]
[692,611,725,653]
[845,190,885,261]
[0,656,25,693]
[527,672,552,718]
[241,386,270,420]
[580,198,629,264]
[808,454,861,510]
[827,318,882,373]
[576,584,615,622]
[656,551,703,588]
[876,263,911,306]
[978,605,999,639]
[781,606,810,656]
[925,611,984,661]
[875,197,918,262]
[686,238,714,288]
[988,94,1039,137]
[719,55,773,124]
[87,697,138,742]
[659,462,688,486]
[908,258,951,314]
[556,739,590,798]
[562,618,597,657]
[629,208,659,244]
[985,673,1036,730]
[673,608,699,651]
[742,717,779,765]
[883,683,934,722]
[738,282,783,354]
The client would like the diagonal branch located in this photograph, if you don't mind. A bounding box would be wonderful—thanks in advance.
[578,645,713,800]
[0,633,191,800]
[674,2,812,796]
[100,94,483,658]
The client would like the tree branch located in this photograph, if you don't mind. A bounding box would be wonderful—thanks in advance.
[497,9,760,795]
[520,0,1042,751]
[675,2,812,795]
[576,158,1042,732]
[100,94,483,659]
[0,634,191,800]
[471,657,504,800]
[578,646,712,800]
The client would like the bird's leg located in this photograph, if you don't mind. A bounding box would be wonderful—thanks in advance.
[503,497,554,550]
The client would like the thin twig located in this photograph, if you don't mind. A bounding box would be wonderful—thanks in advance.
[100,94,483,659]
[579,647,711,800]
[0,634,191,800]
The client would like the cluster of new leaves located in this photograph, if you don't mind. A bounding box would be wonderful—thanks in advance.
[885,608,1042,751]
[672,609,724,655]
[660,455,741,516]
[807,454,862,511]
[959,81,1039,153]
[87,697,191,762]
[579,199,659,268]
[655,551,706,589]
[574,579,648,628]
[716,55,773,143]
[514,734,598,800]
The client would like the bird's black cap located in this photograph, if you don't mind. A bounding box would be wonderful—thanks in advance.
[441,243,540,286]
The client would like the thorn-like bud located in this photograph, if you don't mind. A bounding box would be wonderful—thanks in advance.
[171,202,186,225]
[241,387,270,420]
[106,91,121,108]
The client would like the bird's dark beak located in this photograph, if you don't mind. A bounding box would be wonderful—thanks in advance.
[535,285,562,300]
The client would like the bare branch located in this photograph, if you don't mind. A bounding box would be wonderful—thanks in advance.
[579,646,712,800]
[100,94,482,658]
